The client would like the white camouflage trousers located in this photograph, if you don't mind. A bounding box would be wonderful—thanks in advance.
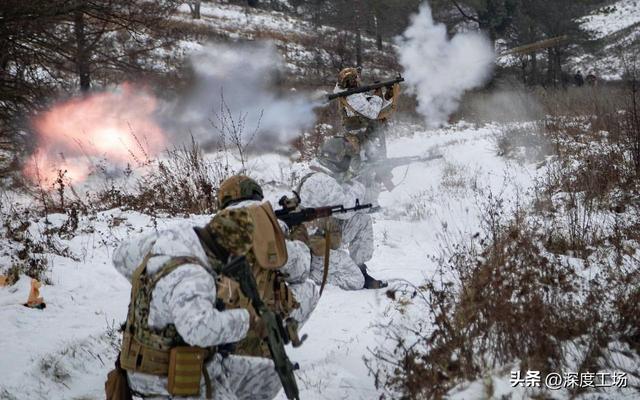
[131,354,281,400]
[310,213,374,290]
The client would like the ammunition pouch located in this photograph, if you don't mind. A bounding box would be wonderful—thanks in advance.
[288,224,310,245]
[168,347,208,397]
[120,332,171,375]
[105,356,133,400]
[308,218,343,256]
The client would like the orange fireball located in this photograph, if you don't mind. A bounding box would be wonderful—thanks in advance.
[24,84,167,185]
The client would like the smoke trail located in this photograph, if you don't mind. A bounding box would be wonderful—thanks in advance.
[166,42,317,150]
[396,3,495,126]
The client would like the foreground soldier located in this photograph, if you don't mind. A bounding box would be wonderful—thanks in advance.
[216,175,320,333]
[297,137,387,290]
[107,176,317,399]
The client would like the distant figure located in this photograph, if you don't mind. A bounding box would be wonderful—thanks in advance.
[586,71,598,87]
[574,71,585,87]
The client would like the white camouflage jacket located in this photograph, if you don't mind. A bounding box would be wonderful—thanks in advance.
[298,162,368,218]
[112,204,318,396]
[334,83,392,120]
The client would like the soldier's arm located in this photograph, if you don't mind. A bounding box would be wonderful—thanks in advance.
[345,93,384,119]
[299,174,355,209]
[288,280,320,326]
[160,265,251,347]
[280,240,312,284]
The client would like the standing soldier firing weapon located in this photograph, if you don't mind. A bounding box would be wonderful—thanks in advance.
[329,68,403,181]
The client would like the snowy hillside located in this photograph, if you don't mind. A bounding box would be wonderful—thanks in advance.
[0,123,535,399]
[170,2,396,84]
[577,0,640,79]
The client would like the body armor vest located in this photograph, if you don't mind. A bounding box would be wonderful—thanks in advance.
[120,255,216,376]
[121,202,297,369]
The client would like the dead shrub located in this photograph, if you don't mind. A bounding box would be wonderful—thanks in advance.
[492,122,551,162]
[95,136,228,217]
[369,85,640,399]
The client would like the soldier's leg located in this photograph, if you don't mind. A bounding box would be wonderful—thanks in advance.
[341,213,387,289]
[310,250,365,290]
[363,124,387,162]
[288,279,320,326]
[220,355,281,400]
[341,213,374,266]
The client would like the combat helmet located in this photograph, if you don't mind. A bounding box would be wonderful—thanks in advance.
[338,67,360,89]
[217,175,264,209]
[318,136,356,173]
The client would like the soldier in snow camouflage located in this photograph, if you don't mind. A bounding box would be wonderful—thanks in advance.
[297,137,387,290]
[110,176,317,400]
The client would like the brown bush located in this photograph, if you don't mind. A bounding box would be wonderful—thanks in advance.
[369,83,640,399]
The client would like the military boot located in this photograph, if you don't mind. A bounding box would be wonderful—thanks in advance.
[358,264,388,289]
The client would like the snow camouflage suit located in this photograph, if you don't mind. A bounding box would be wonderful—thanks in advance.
[297,162,375,290]
[112,206,318,399]
[334,81,398,165]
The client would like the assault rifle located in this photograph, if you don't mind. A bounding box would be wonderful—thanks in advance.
[222,256,300,400]
[275,196,373,229]
[327,75,404,101]
[354,153,444,191]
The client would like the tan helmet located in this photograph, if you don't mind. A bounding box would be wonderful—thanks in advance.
[338,67,360,89]
[217,175,264,209]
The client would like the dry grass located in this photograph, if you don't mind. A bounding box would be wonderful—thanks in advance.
[369,79,640,399]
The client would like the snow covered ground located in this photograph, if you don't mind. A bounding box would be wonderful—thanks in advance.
[0,122,538,399]
[580,0,640,39]
[575,0,640,80]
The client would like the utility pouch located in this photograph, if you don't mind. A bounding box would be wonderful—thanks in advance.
[105,356,133,400]
[167,347,206,397]
[120,332,170,375]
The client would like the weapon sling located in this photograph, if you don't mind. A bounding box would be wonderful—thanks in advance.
[320,229,331,296]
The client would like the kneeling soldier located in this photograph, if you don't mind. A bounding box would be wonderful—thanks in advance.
[107,175,317,399]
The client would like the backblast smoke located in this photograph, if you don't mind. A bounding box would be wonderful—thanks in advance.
[25,42,317,185]
[165,42,317,150]
[396,3,495,126]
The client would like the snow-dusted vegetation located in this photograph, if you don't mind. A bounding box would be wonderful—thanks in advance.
[1,1,639,399]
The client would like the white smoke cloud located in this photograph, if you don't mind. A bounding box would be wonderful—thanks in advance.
[396,3,495,126]
[166,42,317,150]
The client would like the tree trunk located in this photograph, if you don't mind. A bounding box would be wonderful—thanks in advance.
[356,28,363,68]
[354,0,363,67]
[190,1,201,19]
[374,8,383,51]
[546,47,554,87]
[531,52,538,86]
[74,9,91,92]
[478,18,497,45]
[554,48,564,88]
